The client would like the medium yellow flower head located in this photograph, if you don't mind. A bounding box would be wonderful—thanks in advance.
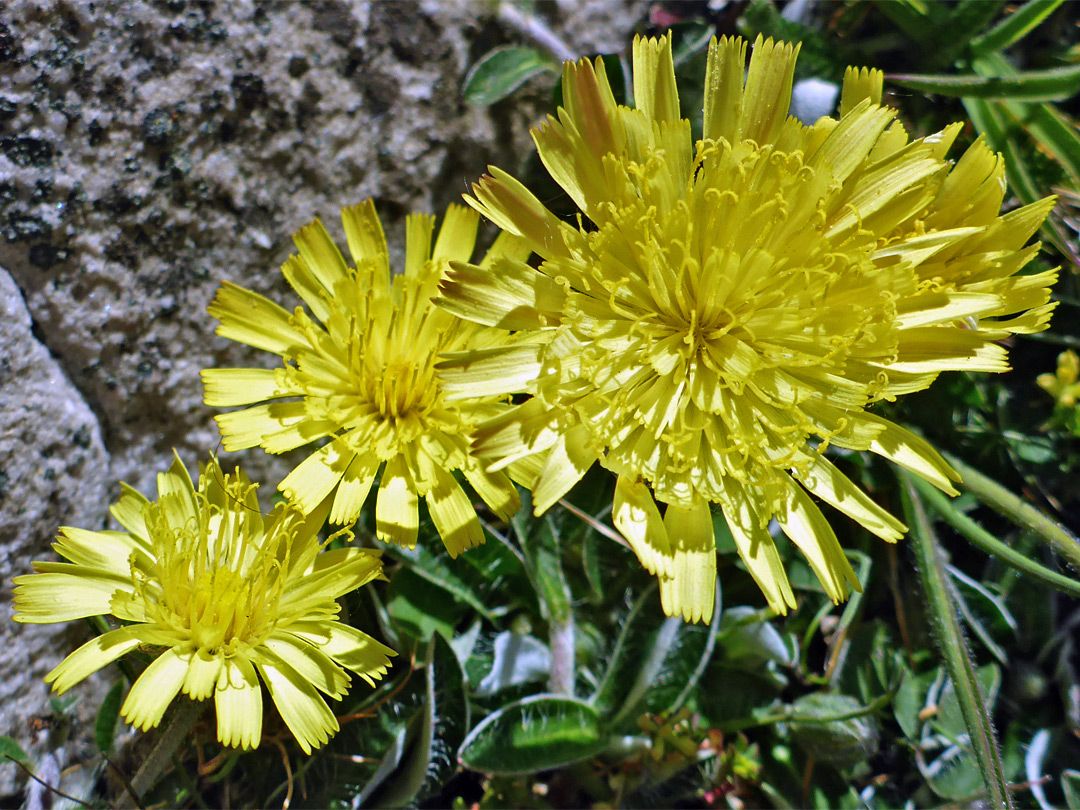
[436,34,1058,622]
[14,454,395,754]
[203,201,528,556]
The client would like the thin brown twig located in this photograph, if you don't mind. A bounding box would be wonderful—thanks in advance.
[270,738,294,810]
[5,755,108,810]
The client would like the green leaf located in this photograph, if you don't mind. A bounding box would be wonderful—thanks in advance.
[475,631,551,696]
[1062,769,1080,810]
[718,606,796,666]
[894,666,942,740]
[373,635,470,807]
[386,542,499,622]
[95,681,124,754]
[591,582,720,727]
[788,693,881,770]
[463,46,558,106]
[874,0,949,42]
[889,64,1080,101]
[923,742,989,800]
[700,666,784,730]
[937,0,1006,63]
[457,694,607,775]
[970,0,1066,57]
[947,565,1017,664]
[0,735,29,763]
[387,567,467,642]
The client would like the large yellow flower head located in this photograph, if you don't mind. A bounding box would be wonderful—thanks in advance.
[436,34,1058,622]
[13,454,395,754]
[203,201,528,556]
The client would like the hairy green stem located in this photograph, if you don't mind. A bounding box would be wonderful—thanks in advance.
[118,696,205,810]
[945,451,1080,572]
[901,475,1012,809]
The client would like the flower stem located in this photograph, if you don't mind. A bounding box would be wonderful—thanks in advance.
[901,474,1012,810]
[118,696,205,810]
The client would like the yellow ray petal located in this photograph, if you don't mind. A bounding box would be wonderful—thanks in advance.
[329,453,379,525]
[279,437,354,515]
[793,453,905,541]
[208,281,307,355]
[122,647,189,731]
[254,653,338,755]
[427,467,485,557]
[292,217,349,296]
[775,480,860,603]
[376,454,419,548]
[342,199,390,284]
[658,497,716,624]
[215,656,262,750]
[45,627,144,692]
[613,475,673,578]
[201,368,291,407]
[719,486,796,614]
[432,204,480,265]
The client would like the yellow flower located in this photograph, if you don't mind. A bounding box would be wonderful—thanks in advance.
[203,201,528,556]
[13,454,395,754]
[1037,349,1080,408]
[436,34,1058,622]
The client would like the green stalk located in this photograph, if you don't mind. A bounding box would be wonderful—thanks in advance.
[117,696,205,810]
[944,452,1080,572]
[901,475,1012,809]
[911,475,1080,597]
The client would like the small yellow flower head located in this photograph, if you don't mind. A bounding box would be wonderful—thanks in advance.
[13,454,395,754]
[203,201,528,556]
[436,34,1059,622]
[1037,349,1080,408]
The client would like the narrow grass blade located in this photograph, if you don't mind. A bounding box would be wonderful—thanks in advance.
[944,452,1080,572]
[890,63,1080,101]
[970,0,1066,57]
[911,475,1080,597]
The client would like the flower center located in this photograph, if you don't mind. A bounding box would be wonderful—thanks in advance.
[138,492,287,655]
[365,359,438,423]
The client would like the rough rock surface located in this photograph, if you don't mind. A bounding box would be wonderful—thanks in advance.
[0,0,648,797]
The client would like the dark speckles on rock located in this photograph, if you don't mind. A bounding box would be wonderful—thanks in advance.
[28,243,68,269]
[0,181,16,207]
[31,179,53,202]
[363,69,400,116]
[87,118,106,146]
[313,0,357,47]
[4,213,50,243]
[253,6,271,36]
[0,21,22,63]
[142,107,177,145]
[0,97,17,129]
[288,55,310,78]
[231,73,266,108]
[71,425,93,449]
[0,136,55,167]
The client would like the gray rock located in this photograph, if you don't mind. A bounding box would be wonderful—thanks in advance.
[0,0,647,798]
[0,265,112,797]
